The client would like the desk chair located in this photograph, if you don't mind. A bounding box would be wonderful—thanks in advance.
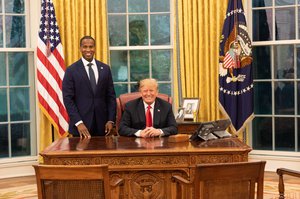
[277,168,300,199]
[172,161,266,199]
[116,92,172,132]
[33,164,123,199]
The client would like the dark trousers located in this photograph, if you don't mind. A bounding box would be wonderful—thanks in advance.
[90,112,105,136]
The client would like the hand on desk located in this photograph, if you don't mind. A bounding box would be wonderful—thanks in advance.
[77,123,91,139]
[105,121,114,135]
[76,137,91,151]
[140,127,162,138]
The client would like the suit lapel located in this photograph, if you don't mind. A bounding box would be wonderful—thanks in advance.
[137,99,146,125]
[153,99,161,127]
[95,61,101,88]
[78,61,94,93]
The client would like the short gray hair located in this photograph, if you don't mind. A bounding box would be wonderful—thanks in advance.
[139,78,158,91]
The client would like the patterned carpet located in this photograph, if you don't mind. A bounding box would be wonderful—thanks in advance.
[0,181,299,199]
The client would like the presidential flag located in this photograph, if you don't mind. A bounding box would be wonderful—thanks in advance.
[37,0,69,136]
[219,0,254,135]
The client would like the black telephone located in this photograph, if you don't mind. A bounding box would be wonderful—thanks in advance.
[190,119,231,141]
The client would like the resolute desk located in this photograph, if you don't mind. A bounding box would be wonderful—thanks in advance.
[40,136,251,199]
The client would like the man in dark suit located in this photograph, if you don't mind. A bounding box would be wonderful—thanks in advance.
[119,78,177,137]
[62,36,116,138]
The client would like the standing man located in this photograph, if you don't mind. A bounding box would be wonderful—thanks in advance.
[119,78,177,137]
[62,36,116,138]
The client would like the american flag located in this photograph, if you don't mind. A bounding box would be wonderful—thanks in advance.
[223,51,234,69]
[37,0,69,136]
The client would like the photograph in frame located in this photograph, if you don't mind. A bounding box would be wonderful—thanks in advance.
[175,107,185,122]
[182,98,200,120]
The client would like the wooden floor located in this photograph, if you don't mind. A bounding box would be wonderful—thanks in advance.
[264,171,300,184]
[0,175,36,189]
[1,171,300,198]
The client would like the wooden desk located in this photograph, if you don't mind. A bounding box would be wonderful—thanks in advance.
[41,136,251,199]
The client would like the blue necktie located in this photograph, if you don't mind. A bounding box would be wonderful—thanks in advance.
[87,63,96,93]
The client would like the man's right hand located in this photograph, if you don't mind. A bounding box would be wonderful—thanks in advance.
[77,123,91,139]
[140,127,161,138]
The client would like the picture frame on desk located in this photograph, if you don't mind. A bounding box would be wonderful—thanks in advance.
[182,98,200,121]
[175,107,185,122]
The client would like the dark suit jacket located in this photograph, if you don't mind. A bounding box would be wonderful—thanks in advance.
[62,59,116,136]
[119,97,178,137]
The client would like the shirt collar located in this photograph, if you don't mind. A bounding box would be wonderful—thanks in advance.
[143,101,155,109]
[81,58,96,67]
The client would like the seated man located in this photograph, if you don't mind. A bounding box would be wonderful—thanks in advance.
[119,78,178,137]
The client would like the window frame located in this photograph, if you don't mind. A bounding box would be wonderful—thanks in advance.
[107,0,174,97]
[0,0,37,163]
[248,0,300,156]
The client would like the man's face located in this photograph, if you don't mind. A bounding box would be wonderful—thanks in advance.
[80,39,95,62]
[140,84,158,105]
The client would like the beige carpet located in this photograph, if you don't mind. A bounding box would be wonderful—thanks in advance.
[0,181,299,199]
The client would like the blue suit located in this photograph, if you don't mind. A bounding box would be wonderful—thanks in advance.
[62,59,116,136]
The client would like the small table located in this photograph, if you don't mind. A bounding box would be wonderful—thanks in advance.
[177,121,201,134]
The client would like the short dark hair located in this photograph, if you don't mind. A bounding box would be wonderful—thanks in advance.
[80,36,95,46]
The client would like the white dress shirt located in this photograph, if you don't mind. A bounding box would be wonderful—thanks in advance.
[81,58,99,83]
[134,101,163,137]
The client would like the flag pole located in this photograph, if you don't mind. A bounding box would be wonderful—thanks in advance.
[51,125,55,142]
[234,0,238,38]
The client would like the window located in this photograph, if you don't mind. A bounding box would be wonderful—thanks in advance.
[252,0,299,152]
[0,0,36,159]
[107,0,173,97]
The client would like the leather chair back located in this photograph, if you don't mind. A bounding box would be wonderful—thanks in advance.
[116,92,172,132]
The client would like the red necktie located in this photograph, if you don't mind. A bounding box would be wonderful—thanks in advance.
[146,105,152,127]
